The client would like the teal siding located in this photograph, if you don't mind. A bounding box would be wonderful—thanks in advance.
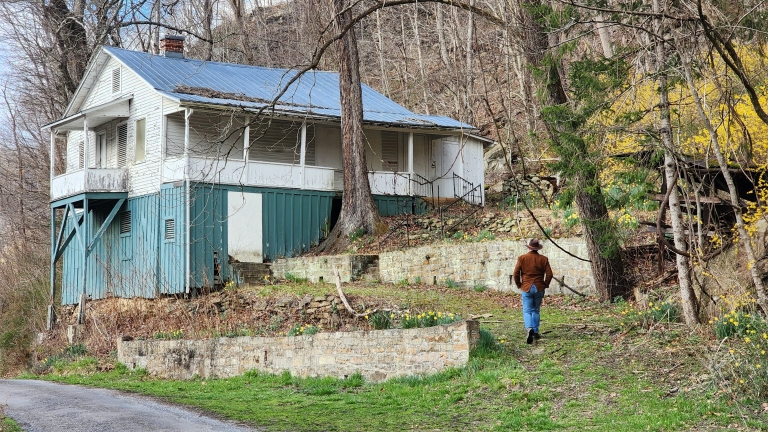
[59,184,334,303]
[189,185,228,288]
[61,195,160,304]
[158,185,186,294]
[260,188,333,261]
[374,195,427,216]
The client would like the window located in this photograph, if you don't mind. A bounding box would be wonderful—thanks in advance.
[248,120,315,165]
[112,67,121,93]
[117,123,128,167]
[135,118,146,162]
[164,219,175,241]
[381,131,399,171]
[120,211,131,235]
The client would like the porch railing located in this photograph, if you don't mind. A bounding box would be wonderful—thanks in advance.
[453,173,482,206]
[51,168,128,201]
[410,172,433,198]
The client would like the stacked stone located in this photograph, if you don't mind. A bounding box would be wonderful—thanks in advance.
[299,295,343,328]
[502,174,555,199]
[117,320,480,382]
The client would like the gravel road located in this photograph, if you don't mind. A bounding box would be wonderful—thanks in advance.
[0,380,259,432]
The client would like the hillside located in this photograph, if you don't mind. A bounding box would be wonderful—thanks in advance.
[25,279,768,431]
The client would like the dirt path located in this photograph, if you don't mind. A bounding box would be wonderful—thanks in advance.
[0,380,258,432]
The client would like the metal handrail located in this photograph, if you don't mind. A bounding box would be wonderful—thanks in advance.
[452,173,482,206]
[409,172,433,198]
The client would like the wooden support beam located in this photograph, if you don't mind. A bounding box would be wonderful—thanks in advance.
[86,198,125,256]
[54,213,83,262]
[66,203,85,248]
[54,204,71,254]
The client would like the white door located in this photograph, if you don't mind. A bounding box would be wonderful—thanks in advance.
[227,191,263,263]
[432,138,462,198]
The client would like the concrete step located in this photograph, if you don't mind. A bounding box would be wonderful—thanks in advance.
[231,262,272,284]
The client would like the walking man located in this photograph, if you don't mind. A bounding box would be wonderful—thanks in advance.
[513,238,553,344]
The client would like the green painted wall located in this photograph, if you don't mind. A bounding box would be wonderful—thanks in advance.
[373,195,427,216]
[57,185,414,304]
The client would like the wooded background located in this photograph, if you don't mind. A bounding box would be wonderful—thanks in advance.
[2,0,768,369]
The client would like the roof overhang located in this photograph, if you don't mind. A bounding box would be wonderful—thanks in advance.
[466,133,496,147]
[172,99,482,135]
[44,95,133,132]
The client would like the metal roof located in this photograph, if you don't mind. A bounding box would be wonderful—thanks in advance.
[104,46,476,131]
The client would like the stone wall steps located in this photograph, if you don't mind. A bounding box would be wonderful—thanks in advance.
[231,262,272,284]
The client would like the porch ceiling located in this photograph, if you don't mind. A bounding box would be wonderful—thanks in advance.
[45,95,132,132]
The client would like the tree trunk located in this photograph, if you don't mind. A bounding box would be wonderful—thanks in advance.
[203,0,214,61]
[653,0,699,325]
[318,0,386,253]
[436,5,451,70]
[519,0,630,301]
[43,0,89,97]
[682,59,768,313]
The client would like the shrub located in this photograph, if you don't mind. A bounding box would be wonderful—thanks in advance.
[709,298,768,402]
[473,230,496,242]
[473,284,488,293]
[713,311,765,339]
[64,343,88,357]
[288,324,319,336]
[153,329,184,340]
[367,311,392,330]
[445,279,458,289]
[471,328,503,358]
[285,273,308,283]
[401,311,461,329]
[620,300,680,329]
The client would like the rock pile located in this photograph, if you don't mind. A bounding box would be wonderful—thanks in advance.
[502,174,557,200]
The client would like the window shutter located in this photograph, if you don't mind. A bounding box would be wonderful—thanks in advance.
[112,68,121,93]
[164,219,175,241]
[381,131,399,171]
[78,141,84,169]
[117,123,128,167]
[248,120,304,164]
[120,211,131,234]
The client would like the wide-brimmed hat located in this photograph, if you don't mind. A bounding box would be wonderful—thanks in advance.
[527,238,544,250]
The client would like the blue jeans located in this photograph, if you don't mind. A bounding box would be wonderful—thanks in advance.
[522,284,545,332]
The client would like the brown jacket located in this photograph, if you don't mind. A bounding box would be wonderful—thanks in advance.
[513,251,553,293]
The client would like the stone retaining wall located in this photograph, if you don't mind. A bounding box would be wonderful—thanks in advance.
[271,239,594,295]
[379,238,594,294]
[271,254,378,283]
[118,320,480,382]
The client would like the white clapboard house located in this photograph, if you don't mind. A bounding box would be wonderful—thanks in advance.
[46,35,491,305]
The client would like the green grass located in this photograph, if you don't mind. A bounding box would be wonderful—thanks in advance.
[1,415,23,432]
[27,284,768,431]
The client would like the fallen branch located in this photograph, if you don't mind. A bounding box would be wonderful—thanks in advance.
[553,276,587,297]
[640,269,678,289]
[333,267,379,318]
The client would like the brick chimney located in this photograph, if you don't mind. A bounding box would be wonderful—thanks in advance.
[160,34,185,58]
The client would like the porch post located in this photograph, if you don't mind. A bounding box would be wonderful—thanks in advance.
[184,109,192,294]
[49,131,55,185]
[83,119,89,170]
[407,132,414,172]
[244,115,250,184]
[47,206,56,330]
[79,197,89,324]
[299,122,307,189]
[243,115,250,160]
[407,132,414,194]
